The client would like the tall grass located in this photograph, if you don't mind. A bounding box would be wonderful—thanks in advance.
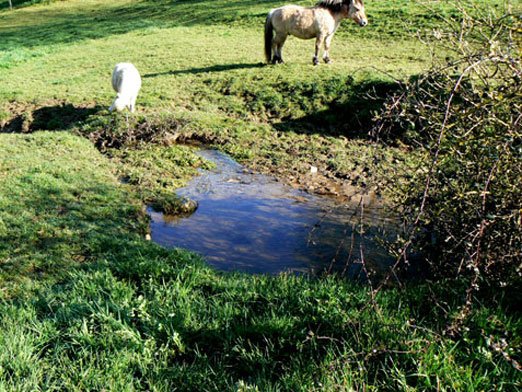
[0,130,519,391]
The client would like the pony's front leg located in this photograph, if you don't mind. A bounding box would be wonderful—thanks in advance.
[323,35,334,64]
[313,36,324,65]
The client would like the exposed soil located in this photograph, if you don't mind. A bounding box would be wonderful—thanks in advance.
[176,134,379,204]
[0,100,99,133]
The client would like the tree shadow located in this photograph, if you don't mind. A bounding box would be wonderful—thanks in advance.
[0,0,47,10]
[1,103,101,133]
[143,62,265,78]
[0,0,268,52]
[273,79,401,140]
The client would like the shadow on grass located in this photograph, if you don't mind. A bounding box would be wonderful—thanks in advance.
[2,132,519,389]
[1,103,101,133]
[0,0,268,52]
[0,0,49,10]
[143,62,265,78]
[0,131,363,387]
[273,79,401,139]
[0,136,145,292]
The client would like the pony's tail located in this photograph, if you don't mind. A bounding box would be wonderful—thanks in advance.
[264,12,273,64]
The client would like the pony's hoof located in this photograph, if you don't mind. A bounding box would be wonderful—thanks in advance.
[313,57,319,66]
[324,57,332,64]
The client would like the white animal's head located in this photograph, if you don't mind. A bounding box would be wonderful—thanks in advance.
[348,0,367,27]
[109,95,128,112]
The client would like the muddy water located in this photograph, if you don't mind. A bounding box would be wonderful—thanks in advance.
[148,150,397,278]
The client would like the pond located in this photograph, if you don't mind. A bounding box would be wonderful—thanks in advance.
[148,150,398,279]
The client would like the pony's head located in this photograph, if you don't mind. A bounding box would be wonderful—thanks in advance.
[317,0,367,26]
[348,0,367,27]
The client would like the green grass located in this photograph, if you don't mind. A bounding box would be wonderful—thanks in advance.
[1,0,509,200]
[0,0,472,106]
[0,133,520,390]
[0,132,145,296]
[108,142,215,213]
[0,0,468,201]
[0,0,440,202]
[1,0,520,389]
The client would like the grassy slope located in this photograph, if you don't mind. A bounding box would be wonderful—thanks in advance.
[0,0,438,201]
[0,0,520,390]
[0,0,431,105]
[0,132,519,390]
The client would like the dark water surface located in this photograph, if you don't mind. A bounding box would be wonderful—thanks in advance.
[148,150,397,277]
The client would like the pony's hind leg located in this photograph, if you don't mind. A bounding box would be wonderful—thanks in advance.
[313,35,325,65]
[323,35,334,64]
[273,32,287,64]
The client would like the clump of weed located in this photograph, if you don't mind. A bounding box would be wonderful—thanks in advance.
[80,112,190,151]
[20,111,33,133]
[108,143,214,214]
[0,110,9,128]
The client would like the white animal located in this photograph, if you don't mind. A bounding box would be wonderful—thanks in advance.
[109,62,142,113]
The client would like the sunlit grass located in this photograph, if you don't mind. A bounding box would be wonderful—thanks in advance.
[0,24,430,105]
[0,0,433,196]
[0,1,434,203]
[0,0,519,389]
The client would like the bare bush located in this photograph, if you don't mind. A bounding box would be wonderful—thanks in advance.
[373,2,521,294]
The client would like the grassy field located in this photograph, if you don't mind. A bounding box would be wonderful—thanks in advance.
[0,1,506,201]
[0,0,447,206]
[0,0,520,390]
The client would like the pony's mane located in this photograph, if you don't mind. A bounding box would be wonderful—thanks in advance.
[316,0,352,13]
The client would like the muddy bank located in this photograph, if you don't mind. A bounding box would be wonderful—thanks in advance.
[0,100,99,133]
[78,112,418,203]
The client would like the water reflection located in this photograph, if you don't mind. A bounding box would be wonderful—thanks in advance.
[148,150,396,278]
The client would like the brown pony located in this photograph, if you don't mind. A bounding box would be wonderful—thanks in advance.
[264,0,367,65]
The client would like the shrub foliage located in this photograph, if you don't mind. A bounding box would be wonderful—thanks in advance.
[374,3,521,290]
